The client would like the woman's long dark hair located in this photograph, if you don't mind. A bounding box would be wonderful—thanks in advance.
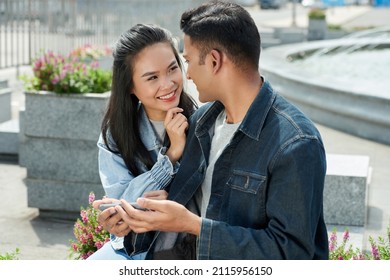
[101,24,197,176]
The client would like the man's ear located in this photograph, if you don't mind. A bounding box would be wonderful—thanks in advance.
[209,49,222,74]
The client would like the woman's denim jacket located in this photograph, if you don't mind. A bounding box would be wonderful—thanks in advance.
[139,80,329,260]
[98,104,178,250]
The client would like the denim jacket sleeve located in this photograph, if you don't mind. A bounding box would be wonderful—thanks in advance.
[97,134,179,202]
[197,136,327,260]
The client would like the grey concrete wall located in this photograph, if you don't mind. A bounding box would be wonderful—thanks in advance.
[21,91,110,219]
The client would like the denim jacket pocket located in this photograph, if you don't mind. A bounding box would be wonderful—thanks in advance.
[227,170,266,195]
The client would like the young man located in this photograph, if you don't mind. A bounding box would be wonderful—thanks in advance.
[100,0,329,259]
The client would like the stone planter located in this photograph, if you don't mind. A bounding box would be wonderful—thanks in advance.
[307,19,327,41]
[20,91,110,219]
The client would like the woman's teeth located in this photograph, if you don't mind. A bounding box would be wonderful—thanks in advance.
[158,92,175,100]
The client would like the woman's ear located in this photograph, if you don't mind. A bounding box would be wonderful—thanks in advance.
[209,49,222,74]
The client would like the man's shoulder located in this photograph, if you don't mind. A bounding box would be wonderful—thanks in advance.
[189,102,215,122]
[271,94,322,139]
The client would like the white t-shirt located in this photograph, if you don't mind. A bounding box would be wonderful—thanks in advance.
[197,110,241,217]
[149,119,165,143]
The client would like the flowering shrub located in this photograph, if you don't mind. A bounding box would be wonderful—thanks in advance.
[70,44,112,61]
[308,8,326,20]
[69,192,110,260]
[329,221,390,260]
[68,192,389,260]
[0,248,20,260]
[20,47,112,94]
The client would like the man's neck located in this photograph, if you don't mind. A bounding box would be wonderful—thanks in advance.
[222,73,262,124]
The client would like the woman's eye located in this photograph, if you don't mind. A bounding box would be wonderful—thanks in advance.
[169,65,179,72]
[147,76,158,81]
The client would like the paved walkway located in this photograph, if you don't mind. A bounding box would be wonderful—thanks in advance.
[0,5,389,260]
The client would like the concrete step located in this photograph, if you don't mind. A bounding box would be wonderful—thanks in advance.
[0,119,19,155]
[0,78,8,88]
[0,87,12,123]
[262,38,282,48]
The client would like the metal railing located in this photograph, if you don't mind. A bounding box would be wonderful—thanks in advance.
[0,0,204,69]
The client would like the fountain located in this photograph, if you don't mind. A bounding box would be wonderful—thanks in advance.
[260,27,390,145]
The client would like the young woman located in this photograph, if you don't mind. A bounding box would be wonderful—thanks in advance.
[88,23,197,260]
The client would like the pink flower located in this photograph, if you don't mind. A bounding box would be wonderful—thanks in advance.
[51,75,60,85]
[95,241,104,249]
[82,216,89,223]
[329,242,335,252]
[371,243,380,260]
[90,60,99,69]
[80,209,87,219]
[95,225,102,234]
[71,243,78,252]
[81,253,89,260]
[88,192,95,204]
[33,59,42,72]
[343,230,350,242]
[69,192,110,259]
[329,231,337,243]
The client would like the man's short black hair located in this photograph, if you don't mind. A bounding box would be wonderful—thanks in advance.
[180,0,261,70]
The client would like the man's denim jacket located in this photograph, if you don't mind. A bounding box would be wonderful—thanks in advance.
[138,80,329,259]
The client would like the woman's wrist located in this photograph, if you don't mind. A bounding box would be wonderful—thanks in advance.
[165,147,180,164]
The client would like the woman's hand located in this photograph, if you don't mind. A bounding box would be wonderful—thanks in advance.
[143,189,168,200]
[92,197,120,210]
[93,198,132,237]
[164,107,188,164]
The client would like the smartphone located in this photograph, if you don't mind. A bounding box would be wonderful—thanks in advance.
[98,203,121,211]
[98,202,148,211]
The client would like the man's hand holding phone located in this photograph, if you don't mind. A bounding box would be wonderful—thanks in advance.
[93,190,168,237]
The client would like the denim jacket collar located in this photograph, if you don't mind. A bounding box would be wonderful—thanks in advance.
[138,104,162,151]
[240,80,276,140]
[195,80,276,141]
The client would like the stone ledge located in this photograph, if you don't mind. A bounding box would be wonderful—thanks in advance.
[24,91,109,141]
[0,119,19,155]
[26,178,105,214]
[21,137,100,183]
[324,154,370,226]
[0,78,8,88]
